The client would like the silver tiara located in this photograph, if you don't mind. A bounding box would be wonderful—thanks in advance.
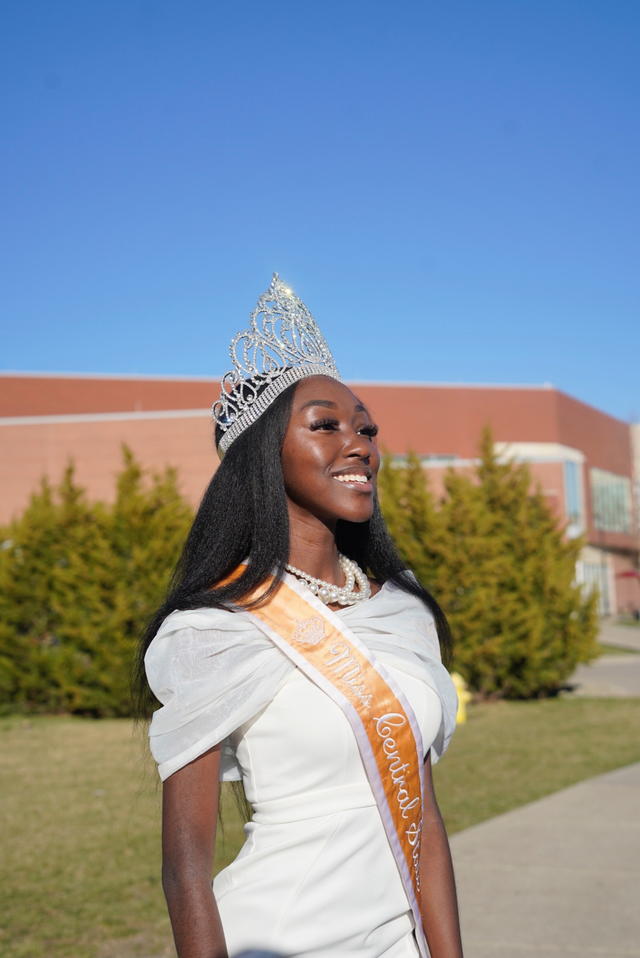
[212,273,340,454]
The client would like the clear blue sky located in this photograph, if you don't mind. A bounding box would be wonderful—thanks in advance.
[2,0,639,421]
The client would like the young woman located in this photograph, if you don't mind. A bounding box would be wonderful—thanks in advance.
[137,276,463,958]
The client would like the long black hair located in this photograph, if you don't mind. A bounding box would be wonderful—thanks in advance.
[134,377,451,717]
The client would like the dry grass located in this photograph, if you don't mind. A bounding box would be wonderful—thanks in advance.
[0,716,242,958]
[2,698,640,958]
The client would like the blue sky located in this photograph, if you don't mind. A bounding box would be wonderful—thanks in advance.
[2,0,639,420]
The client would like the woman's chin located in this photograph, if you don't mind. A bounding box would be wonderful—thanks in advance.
[336,508,374,525]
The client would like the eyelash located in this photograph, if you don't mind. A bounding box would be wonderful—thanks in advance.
[309,418,379,438]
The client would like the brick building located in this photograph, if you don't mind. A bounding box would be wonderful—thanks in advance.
[1,372,638,615]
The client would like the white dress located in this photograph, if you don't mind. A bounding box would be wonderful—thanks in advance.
[145,578,458,958]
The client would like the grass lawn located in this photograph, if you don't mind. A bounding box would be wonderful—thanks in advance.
[2,698,640,958]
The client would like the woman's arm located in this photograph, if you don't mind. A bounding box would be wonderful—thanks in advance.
[161,744,227,958]
[418,753,464,957]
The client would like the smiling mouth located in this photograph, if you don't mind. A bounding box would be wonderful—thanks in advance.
[332,473,373,491]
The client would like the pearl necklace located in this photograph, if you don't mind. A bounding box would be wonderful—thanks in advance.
[285,554,372,606]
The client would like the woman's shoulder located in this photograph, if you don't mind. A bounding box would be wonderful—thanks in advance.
[154,604,247,640]
[144,603,286,698]
[376,573,436,618]
[363,575,442,653]
[145,605,271,674]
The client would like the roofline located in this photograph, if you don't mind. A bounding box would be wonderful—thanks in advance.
[0,370,216,382]
[0,370,554,390]
[349,380,554,390]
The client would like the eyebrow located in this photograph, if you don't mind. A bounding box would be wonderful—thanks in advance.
[300,398,368,414]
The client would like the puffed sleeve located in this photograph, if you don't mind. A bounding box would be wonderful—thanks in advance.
[401,604,459,764]
[144,607,294,781]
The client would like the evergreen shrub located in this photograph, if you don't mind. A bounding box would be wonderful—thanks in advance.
[379,428,599,698]
[0,449,193,716]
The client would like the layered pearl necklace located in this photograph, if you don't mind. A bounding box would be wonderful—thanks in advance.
[285,553,371,606]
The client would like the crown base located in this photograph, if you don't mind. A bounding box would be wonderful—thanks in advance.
[215,364,341,456]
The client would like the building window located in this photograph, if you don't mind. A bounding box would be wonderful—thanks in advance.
[577,559,611,615]
[590,468,632,534]
[422,454,457,463]
[563,461,583,527]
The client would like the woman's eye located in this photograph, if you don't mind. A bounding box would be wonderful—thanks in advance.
[308,419,378,437]
[310,418,339,431]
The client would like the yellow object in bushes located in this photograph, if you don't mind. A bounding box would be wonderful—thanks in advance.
[451,672,471,725]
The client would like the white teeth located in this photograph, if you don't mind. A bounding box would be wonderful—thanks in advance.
[334,474,368,484]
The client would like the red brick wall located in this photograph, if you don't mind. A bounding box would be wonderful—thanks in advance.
[352,383,560,458]
[0,375,215,417]
[0,415,217,522]
[555,391,632,475]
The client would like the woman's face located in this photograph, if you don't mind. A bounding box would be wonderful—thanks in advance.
[281,376,380,528]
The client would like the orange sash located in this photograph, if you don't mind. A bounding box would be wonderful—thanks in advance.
[229,570,429,956]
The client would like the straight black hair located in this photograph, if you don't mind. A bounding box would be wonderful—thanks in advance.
[133,378,451,717]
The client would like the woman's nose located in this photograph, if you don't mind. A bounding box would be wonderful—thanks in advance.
[344,430,372,460]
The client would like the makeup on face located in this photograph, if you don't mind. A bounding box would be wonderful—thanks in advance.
[281,377,380,527]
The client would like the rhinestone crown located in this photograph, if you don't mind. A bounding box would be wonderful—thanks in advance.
[212,274,340,454]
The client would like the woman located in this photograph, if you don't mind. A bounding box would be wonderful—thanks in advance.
[137,275,463,958]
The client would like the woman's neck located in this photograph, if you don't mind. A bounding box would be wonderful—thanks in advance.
[287,512,342,584]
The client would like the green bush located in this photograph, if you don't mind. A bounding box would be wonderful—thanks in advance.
[379,428,599,698]
[0,449,193,716]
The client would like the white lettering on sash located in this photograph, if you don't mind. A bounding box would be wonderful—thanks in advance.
[374,712,422,890]
[322,642,373,709]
